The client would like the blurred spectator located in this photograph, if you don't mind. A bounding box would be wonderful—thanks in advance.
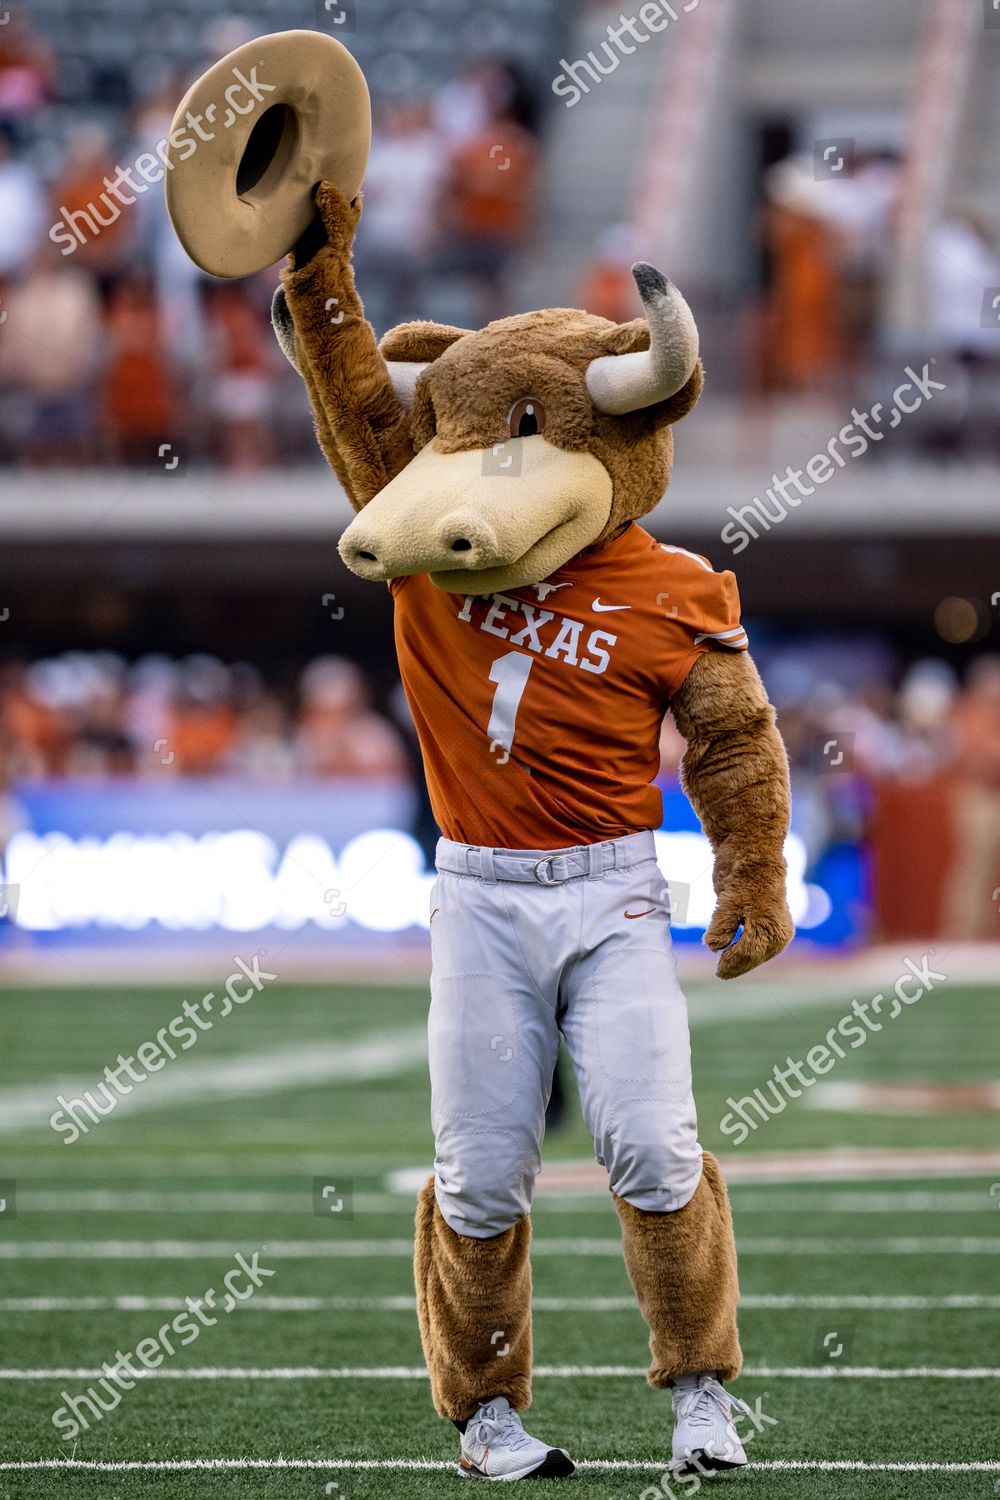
[434,58,508,148]
[435,57,540,146]
[916,210,1000,456]
[67,682,133,776]
[0,660,69,776]
[942,655,1000,940]
[102,268,177,464]
[0,128,45,280]
[165,655,238,776]
[199,15,258,72]
[0,234,103,464]
[123,654,175,757]
[0,13,54,135]
[833,149,901,370]
[925,210,1000,362]
[757,146,902,392]
[576,224,644,325]
[204,283,277,471]
[297,657,407,778]
[51,123,133,290]
[760,153,846,392]
[131,82,208,371]
[227,694,297,782]
[892,660,959,781]
[440,98,539,322]
[356,99,447,329]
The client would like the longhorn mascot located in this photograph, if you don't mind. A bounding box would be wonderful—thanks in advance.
[167,32,794,1481]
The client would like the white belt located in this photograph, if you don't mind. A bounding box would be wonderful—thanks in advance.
[435,830,656,885]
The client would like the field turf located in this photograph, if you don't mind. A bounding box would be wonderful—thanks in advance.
[0,969,997,1497]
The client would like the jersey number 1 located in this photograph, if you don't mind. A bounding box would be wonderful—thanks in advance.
[487,651,533,755]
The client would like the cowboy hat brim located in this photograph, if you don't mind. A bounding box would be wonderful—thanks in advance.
[164,29,370,279]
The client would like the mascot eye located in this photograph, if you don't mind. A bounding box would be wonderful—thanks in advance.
[508,398,545,438]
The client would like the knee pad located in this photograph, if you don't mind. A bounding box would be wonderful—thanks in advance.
[602,1099,703,1213]
[433,1126,538,1237]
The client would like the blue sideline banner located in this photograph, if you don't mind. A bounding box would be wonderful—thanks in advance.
[0,778,861,951]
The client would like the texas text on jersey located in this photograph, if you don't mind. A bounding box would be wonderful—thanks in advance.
[391,523,748,849]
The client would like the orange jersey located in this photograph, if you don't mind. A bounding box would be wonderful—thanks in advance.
[391,523,748,848]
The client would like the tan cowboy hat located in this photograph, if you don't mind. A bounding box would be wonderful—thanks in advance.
[164,29,370,279]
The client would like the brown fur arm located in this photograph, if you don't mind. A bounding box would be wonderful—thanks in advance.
[280,183,414,509]
[298,354,359,499]
[272,290,355,496]
[670,650,794,979]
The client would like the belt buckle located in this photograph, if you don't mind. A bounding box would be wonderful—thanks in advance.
[532,856,558,885]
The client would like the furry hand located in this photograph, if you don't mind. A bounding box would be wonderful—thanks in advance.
[704,860,794,980]
[291,182,361,268]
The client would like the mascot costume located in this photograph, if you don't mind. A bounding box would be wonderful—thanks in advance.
[168,31,794,1481]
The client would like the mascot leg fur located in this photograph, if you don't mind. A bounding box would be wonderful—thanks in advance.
[615,1152,741,1386]
[415,1154,740,1420]
[414,1177,533,1420]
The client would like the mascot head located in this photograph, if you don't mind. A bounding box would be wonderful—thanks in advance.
[338,269,702,594]
[166,28,702,596]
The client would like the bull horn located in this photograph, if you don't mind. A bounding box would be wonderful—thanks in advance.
[271,285,300,373]
[585,263,699,415]
[385,361,429,409]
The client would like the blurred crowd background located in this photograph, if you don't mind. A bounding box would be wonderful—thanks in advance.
[1,0,999,953]
[0,11,549,468]
[4,2,999,468]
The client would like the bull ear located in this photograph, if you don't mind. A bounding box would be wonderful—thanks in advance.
[378,320,472,409]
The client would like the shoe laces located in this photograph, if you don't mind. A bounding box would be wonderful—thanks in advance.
[672,1374,752,1430]
[470,1400,532,1453]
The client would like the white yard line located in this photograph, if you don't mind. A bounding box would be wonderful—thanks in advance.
[387,1149,1000,1196]
[741,1294,1000,1309]
[0,1154,413,1177]
[805,1080,1000,1114]
[0,1028,427,1135]
[729,1238,1000,1254]
[0,1457,998,1474]
[12,1187,995,1214]
[3,1293,998,1313]
[729,1191,994,1213]
[16,1190,394,1214]
[2,1365,998,1380]
[2,1236,998,1259]
[754,1461,1000,1471]
[0,1457,998,1473]
[5,1147,1000,1182]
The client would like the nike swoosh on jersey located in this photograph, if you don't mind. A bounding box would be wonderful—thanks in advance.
[624,906,657,919]
[592,599,631,612]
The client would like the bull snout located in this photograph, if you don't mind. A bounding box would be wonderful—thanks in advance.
[342,510,500,576]
[339,436,613,594]
[435,512,500,568]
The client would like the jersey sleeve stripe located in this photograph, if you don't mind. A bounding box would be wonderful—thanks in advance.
[693,627,749,648]
[658,543,714,572]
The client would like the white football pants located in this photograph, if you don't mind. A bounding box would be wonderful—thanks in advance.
[428,830,703,1237]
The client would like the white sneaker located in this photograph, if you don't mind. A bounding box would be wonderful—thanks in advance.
[458,1397,575,1481]
[670,1373,751,1475]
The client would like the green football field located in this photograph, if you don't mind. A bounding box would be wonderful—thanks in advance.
[0,966,997,1498]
